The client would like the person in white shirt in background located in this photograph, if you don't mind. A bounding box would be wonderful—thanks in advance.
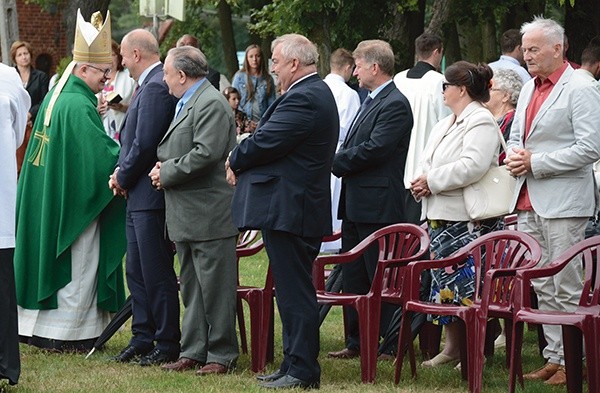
[0,62,31,386]
[98,39,136,143]
[322,48,361,253]
[488,29,532,84]
[394,32,450,224]
[573,37,600,238]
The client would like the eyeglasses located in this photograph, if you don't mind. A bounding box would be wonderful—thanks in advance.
[85,64,111,78]
[442,82,457,92]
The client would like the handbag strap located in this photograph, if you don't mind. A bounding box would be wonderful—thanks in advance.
[496,126,508,154]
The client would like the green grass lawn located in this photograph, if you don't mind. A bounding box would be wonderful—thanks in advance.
[3,249,574,392]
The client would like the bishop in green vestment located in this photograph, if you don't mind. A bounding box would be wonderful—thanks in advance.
[13,9,126,351]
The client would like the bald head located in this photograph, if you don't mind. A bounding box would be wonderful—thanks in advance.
[120,29,160,81]
[122,29,160,56]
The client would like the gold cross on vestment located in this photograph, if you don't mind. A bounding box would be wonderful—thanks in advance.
[29,126,50,167]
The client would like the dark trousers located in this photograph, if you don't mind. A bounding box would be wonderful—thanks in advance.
[126,209,180,353]
[404,192,423,225]
[261,229,321,383]
[340,221,397,351]
[0,248,19,385]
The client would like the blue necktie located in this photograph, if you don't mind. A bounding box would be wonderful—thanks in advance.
[349,95,373,129]
[175,100,185,119]
[359,95,373,114]
[344,96,373,147]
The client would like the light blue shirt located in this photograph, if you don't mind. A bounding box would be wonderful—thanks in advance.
[488,55,532,83]
[368,79,394,100]
[175,79,205,119]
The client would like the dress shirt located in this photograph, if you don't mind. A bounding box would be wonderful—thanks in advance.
[489,55,532,83]
[138,62,161,87]
[175,79,206,119]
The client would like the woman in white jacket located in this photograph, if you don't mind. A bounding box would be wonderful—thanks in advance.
[410,61,501,368]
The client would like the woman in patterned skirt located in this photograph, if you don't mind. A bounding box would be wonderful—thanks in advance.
[410,61,502,367]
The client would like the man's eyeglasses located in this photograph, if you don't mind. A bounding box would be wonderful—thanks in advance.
[442,82,457,92]
[85,64,111,78]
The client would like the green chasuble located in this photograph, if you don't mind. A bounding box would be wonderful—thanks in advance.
[14,74,126,312]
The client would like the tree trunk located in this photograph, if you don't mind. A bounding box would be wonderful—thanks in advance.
[443,21,462,68]
[481,14,496,63]
[427,0,452,36]
[217,0,238,79]
[307,12,332,77]
[502,0,546,33]
[382,0,425,71]
[457,20,482,63]
[64,0,112,54]
[564,0,600,64]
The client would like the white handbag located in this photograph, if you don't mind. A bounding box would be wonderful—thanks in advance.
[463,128,516,220]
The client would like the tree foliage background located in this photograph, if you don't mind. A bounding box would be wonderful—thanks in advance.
[26,0,600,78]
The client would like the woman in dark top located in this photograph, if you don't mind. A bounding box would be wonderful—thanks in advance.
[11,41,49,174]
[11,41,49,124]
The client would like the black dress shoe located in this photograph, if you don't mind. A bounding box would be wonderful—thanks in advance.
[259,374,320,389]
[256,369,286,382]
[138,348,179,367]
[111,345,150,363]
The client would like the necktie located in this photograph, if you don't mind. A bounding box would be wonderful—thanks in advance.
[359,95,373,114]
[131,83,139,100]
[175,100,185,119]
[348,95,373,131]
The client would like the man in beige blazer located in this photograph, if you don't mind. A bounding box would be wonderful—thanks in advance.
[505,17,600,386]
[149,46,239,375]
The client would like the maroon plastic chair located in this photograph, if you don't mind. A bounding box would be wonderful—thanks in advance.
[321,229,343,283]
[501,214,548,357]
[236,229,261,354]
[508,235,600,393]
[395,230,542,393]
[313,223,430,383]
[503,214,518,230]
[236,233,274,373]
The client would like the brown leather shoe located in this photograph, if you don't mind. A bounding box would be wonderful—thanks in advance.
[377,353,395,361]
[523,362,559,381]
[196,362,229,375]
[161,357,202,372]
[327,348,359,359]
[545,366,567,385]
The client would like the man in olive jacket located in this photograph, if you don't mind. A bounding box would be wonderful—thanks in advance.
[150,46,239,375]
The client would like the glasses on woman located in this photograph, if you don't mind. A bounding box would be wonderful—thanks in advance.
[85,64,112,78]
[442,82,457,92]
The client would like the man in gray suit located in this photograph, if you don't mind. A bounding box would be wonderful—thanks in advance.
[149,46,239,375]
[505,17,600,386]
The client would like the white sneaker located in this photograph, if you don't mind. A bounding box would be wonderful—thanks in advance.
[494,333,506,349]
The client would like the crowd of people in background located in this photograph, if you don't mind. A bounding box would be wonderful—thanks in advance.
[3,7,600,391]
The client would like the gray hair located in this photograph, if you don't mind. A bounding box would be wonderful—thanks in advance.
[167,46,208,79]
[492,69,523,106]
[271,34,318,67]
[521,16,564,47]
[353,40,395,77]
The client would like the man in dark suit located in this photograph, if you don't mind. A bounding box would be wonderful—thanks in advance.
[150,46,240,376]
[108,29,180,366]
[226,33,339,389]
[176,34,223,91]
[329,40,413,359]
